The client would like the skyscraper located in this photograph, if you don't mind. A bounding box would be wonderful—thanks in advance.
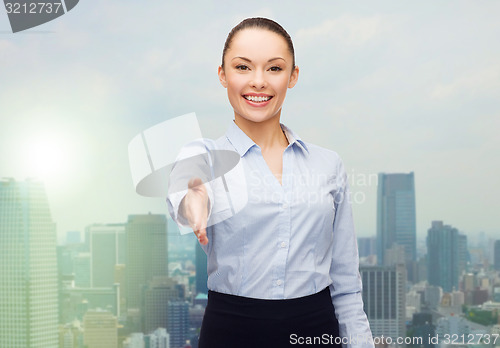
[142,276,181,334]
[87,223,126,287]
[494,240,500,271]
[377,172,417,266]
[167,301,189,348]
[360,264,406,341]
[73,252,91,287]
[126,214,168,310]
[426,221,466,292]
[0,179,59,347]
[195,241,208,295]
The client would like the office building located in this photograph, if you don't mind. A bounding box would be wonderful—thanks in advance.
[427,221,467,292]
[360,264,406,340]
[457,234,468,276]
[167,301,189,348]
[126,214,168,309]
[383,243,406,267]
[87,223,126,288]
[0,179,58,347]
[376,172,416,267]
[73,252,91,287]
[358,237,376,258]
[195,241,208,295]
[495,240,500,271]
[142,277,182,333]
[60,284,120,321]
[83,309,119,348]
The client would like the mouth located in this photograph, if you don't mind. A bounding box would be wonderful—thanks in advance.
[242,95,273,103]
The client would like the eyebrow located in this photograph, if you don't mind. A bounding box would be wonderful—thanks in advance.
[232,56,286,63]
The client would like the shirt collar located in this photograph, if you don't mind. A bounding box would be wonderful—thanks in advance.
[225,120,309,157]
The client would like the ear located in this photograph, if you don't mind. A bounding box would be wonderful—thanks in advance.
[218,66,227,88]
[288,65,299,89]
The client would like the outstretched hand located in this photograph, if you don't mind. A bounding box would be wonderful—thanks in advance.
[181,177,209,245]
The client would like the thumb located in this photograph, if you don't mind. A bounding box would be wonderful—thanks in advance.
[188,177,204,190]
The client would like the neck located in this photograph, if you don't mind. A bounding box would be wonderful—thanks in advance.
[234,114,289,151]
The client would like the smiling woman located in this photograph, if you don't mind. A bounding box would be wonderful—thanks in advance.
[167,17,374,348]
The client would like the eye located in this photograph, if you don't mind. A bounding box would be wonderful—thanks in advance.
[236,65,249,71]
[269,66,283,72]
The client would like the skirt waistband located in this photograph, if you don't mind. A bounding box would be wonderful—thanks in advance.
[206,287,333,320]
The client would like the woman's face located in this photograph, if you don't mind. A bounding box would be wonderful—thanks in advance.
[218,28,299,125]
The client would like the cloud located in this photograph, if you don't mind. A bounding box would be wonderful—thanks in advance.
[295,14,386,48]
[431,63,500,100]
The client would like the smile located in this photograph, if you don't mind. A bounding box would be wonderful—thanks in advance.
[243,95,273,103]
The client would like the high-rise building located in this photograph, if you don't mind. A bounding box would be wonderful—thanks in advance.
[142,277,182,333]
[457,234,468,276]
[494,240,500,271]
[427,221,466,292]
[358,237,376,258]
[195,241,208,295]
[83,309,118,348]
[73,252,91,287]
[87,223,126,287]
[167,301,189,348]
[0,179,59,347]
[360,264,406,341]
[126,214,168,310]
[376,172,416,266]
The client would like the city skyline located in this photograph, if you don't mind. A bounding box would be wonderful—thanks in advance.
[2,177,499,348]
[1,1,499,242]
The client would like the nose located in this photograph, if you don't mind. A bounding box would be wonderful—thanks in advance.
[250,70,267,89]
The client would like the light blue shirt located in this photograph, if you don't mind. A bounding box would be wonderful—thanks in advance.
[167,120,374,348]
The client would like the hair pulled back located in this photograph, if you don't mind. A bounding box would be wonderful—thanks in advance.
[221,17,295,70]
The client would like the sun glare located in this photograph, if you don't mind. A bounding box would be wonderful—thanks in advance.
[24,132,71,185]
[32,139,65,177]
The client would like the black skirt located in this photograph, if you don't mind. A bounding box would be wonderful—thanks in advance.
[198,287,341,348]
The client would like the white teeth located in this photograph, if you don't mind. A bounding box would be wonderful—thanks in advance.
[244,95,271,102]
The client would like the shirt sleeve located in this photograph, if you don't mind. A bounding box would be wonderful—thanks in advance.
[329,158,374,348]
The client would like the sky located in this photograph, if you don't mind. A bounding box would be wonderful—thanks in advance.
[0,1,499,244]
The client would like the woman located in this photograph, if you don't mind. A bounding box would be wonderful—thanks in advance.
[167,17,374,348]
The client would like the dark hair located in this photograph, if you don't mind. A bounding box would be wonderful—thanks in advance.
[221,17,295,70]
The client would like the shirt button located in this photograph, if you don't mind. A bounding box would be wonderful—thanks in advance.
[282,203,288,209]
[280,242,286,248]
[276,280,283,286]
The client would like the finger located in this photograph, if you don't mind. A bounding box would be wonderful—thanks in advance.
[192,224,208,245]
[197,227,209,245]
